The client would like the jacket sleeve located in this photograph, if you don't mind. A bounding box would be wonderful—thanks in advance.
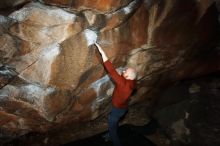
[103,60,126,85]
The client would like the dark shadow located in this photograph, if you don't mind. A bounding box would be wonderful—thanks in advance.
[63,118,158,146]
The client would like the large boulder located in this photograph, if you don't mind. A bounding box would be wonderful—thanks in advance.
[0,0,219,145]
[38,0,134,12]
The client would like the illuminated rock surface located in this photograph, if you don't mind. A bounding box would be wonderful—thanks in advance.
[0,0,219,145]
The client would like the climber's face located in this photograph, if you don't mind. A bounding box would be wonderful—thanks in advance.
[122,68,137,80]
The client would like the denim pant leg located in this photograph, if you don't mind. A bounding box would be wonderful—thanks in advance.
[108,107,127,146]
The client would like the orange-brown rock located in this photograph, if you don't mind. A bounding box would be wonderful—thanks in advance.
[39,0,133,12]
[0,0,219,145]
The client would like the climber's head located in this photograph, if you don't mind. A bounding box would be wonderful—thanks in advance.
[122,67,137,80]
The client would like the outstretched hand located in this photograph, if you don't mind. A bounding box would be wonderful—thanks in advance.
[94,43,108,62]
[95,43,101,50]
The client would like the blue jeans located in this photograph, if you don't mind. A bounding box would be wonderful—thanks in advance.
[108,106,127,146]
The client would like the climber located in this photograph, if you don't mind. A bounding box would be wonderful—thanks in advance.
[94,43,137,146]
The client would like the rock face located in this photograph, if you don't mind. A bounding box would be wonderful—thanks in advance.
[39,0,134,12]
[0,0,219,145]
[153,76,220,146]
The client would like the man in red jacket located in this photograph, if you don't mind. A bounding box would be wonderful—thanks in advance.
[95,43,137,146]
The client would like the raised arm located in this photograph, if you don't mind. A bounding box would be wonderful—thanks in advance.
[95,43,126,85]
[95,43,108,62]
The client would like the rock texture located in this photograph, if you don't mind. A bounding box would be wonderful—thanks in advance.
[39,0,134,12]
[0,0,219,145]
[153,75,220,146]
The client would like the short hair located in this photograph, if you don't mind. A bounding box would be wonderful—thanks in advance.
[127,68,137,80]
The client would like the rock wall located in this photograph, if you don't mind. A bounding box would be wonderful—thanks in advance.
[0,0,219,145]
[153,75,220,146]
